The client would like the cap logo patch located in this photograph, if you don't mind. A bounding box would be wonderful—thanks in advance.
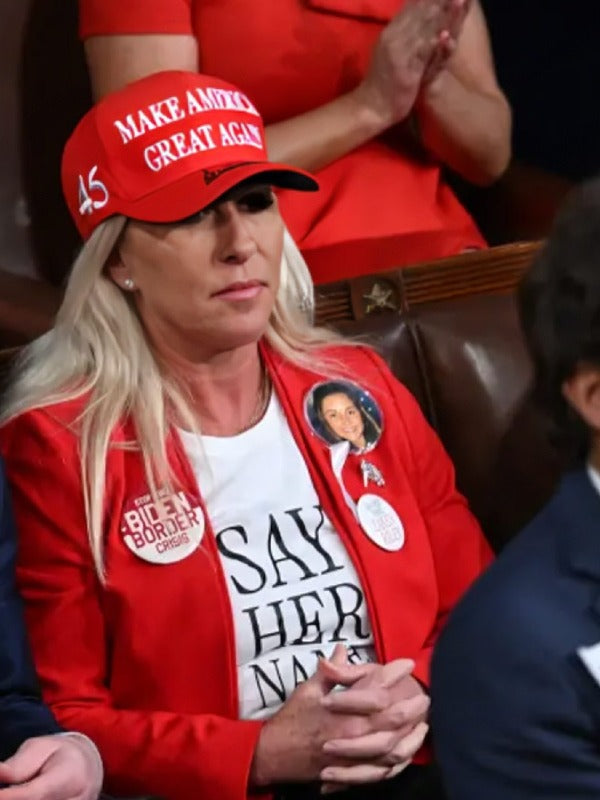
[203,162,248,185]
[78,166,109,216]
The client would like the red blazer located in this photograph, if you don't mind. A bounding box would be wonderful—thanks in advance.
[0,345,491,800]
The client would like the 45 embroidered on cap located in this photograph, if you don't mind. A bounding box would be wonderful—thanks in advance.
[61,70,318,239]
[78,166,109,217]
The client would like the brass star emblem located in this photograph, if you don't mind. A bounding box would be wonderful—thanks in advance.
[363,282,397,314]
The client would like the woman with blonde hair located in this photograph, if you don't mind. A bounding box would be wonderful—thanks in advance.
[0,70,491,800]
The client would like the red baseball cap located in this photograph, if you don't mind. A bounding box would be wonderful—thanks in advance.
[61,70,319,239]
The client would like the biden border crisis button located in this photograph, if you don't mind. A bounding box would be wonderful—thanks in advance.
[121,488,205,564]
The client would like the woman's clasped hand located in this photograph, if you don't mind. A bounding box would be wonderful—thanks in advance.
[251,645,430,792]
[354,0,471,129]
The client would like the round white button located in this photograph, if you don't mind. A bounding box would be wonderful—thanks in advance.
[357,494,405,552]
[121,490,205,565]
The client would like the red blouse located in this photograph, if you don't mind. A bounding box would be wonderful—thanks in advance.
[79,0,486,283]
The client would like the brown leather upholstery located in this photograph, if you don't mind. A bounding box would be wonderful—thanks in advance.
[315,241,541,324]
[20,0,91,285]
[0,0,75,336]
[0,272,60,347]
[318,242,564,551]
[410,294,562,550]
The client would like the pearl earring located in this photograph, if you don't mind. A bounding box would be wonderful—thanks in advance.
[123,278,135,290]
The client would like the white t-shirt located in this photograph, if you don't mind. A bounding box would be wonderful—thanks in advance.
[179,393,376,720]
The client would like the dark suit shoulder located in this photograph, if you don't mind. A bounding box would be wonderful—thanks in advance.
[441,470,599,654]
[432,470,600,799]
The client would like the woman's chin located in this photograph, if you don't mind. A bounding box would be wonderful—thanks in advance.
[209,322,269,353]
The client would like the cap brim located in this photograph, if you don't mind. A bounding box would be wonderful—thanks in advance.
[116,161,318,224]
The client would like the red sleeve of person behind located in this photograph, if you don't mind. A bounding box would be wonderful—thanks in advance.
[78,0,193,38]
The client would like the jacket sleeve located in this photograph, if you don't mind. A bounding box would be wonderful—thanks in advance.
[368,351,494,686]
[0,412,265,800]
[78,0,193,38]
[0,458,62,759]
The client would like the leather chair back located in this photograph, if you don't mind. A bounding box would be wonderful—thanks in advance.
[318,243,564,551]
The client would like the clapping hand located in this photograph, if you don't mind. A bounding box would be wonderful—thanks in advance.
[422,0,471,85]
[355,0,471,128]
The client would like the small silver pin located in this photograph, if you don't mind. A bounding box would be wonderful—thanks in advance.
[361,460,385,488]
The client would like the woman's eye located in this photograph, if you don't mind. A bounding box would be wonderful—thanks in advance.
[238,190,274,212]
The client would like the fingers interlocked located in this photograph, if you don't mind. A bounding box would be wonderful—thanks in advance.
[317,656,431,788]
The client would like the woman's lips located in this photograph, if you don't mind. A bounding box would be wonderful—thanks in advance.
[212,280,265,301]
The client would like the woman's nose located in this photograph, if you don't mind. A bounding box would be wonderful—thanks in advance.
[216,204,258,264]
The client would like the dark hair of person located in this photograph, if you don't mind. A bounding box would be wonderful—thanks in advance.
[312,381,381,448]
[518,176,600,462]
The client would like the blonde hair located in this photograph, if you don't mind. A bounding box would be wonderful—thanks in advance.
[1,216,347,577]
